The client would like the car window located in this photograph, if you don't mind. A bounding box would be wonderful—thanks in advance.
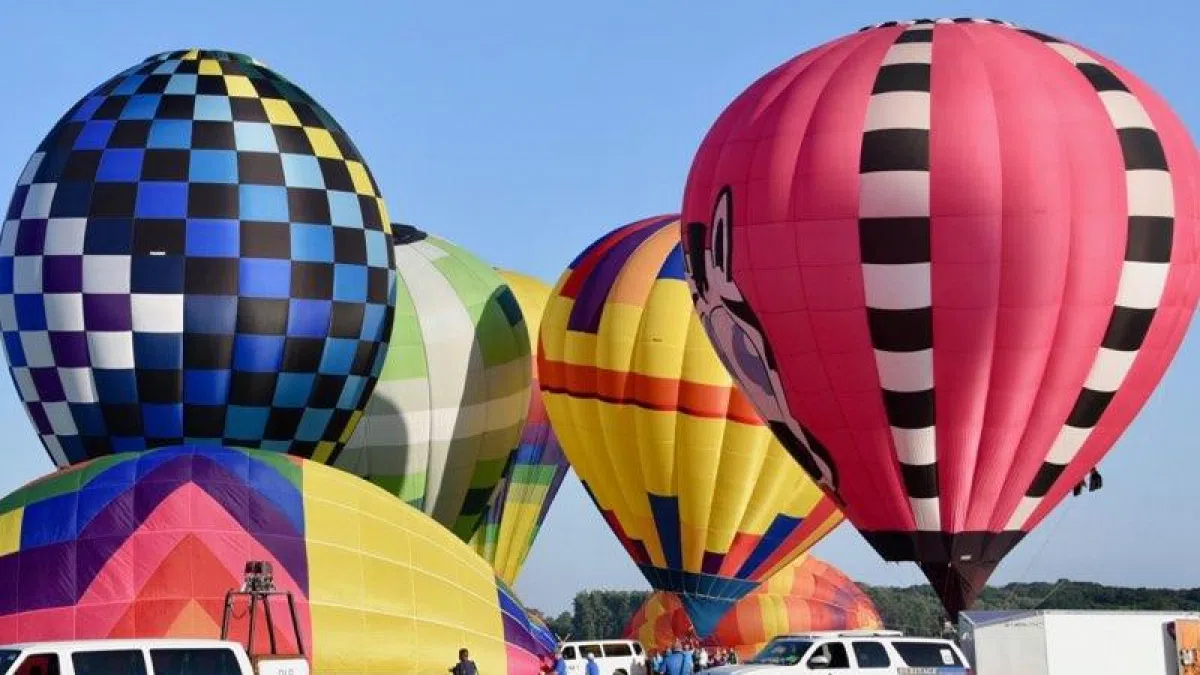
[604,644,633,658]
[0,651,20,675]
[11,653,60,675]
[892,641,963,667]
[150,648,241,675]
[579,645,603,659]
[748,639,813,666]
[806,642,850,669]
[71,650,147,675]
[851,642,891,669]
[563,647,578,660]
[632,644,644,656]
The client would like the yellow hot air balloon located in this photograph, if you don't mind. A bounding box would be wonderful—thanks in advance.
[472,270,572,585]
[539,215,843,637]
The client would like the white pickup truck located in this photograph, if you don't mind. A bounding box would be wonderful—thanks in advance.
[0,638,309,675]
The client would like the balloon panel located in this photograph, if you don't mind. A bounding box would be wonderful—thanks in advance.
[472,270,571,586]
[540,215,843,636]
[0,445,553,674]
[338,229,532,541]
[0,49,397,467]
[680,19,1199,615]
[624,556,882,659]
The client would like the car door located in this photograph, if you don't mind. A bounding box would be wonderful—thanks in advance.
[803,642,852,674]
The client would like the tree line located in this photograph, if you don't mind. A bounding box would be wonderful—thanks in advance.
[531,582,1200,642]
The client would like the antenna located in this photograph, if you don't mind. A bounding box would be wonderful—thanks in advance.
[221,560,306,658]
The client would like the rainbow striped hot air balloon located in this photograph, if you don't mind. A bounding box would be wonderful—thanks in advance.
[539,215,843,637]
[624,555,883,660]
[0,445,553,674]
[472,269,571,585]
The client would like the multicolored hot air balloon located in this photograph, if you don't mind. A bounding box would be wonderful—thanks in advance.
[0,445,553,674]
[0,49,397,466]
[680,18,1200,618]
[472,269,571,585]
[624,555,882,660]
[540,215,844,637]
[337,225,531,541]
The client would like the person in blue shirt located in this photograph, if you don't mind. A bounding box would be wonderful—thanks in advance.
[586,653,601,675]
[663,642,686,675]
[450,648,478,675]
[681,642,695,675]
[553,650,568,675]
[650,650,665,675]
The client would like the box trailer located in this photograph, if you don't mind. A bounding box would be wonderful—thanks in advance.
[958,609,1200,675]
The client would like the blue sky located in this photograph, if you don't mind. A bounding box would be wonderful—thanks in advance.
[0,0,1196,616]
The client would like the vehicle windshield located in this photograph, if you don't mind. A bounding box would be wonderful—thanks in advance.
[0,651,19,674]
[748,639,813,666]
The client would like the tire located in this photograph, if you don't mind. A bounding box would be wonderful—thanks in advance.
[615,669,628,675]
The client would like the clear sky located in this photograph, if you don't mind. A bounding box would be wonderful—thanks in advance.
[0,0,1196,616]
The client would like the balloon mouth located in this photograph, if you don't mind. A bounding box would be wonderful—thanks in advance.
[392,223,428,244]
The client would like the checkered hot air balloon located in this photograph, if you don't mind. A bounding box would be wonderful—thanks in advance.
[336,225,532,542]
[539,216,844,638]
[0,49,397,466]
[680,18,1200,618]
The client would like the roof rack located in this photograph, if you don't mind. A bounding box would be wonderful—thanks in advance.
[782,630,905,638]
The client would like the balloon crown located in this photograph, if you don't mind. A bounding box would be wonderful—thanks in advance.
[141,48,265,65]
[858,18,1016,31]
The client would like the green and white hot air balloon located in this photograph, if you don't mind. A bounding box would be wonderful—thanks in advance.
[337,224,532,540]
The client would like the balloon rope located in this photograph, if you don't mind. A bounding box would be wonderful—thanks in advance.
[1001,496,1078,608]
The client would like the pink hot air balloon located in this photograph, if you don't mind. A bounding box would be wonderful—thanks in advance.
[681,18,1199,618]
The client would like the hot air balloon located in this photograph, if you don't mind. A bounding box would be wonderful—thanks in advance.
[471,269,571,585]
[624,555,882,660]
[680,18,1199,618]
[0,49,397,466]
[337,225,531,541]
[539,215,844,637]
[0,445,554,674]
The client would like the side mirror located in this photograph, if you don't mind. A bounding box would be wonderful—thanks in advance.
[808,654,830,668]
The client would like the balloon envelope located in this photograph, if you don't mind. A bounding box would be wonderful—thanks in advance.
[472,269,571,585]
[625,555,882,660]
[0,445,552,674]
[540,215,843,637]
[337,226,531,541]
[680,18,1199,617]
[0,49,397,466]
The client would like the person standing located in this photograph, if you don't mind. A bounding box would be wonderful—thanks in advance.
[651,650,665,675]
[450,648,478,675]
[586,653,601,675]
[553,649,568,675]
[697,648,709,671]
[681,642,694,675]
[664,642,686,675]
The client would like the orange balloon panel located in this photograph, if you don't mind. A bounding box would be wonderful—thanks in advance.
[625,555,881,659]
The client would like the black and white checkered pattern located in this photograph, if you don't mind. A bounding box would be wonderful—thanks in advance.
[857,22,939,531]
[1006,31,1176,530]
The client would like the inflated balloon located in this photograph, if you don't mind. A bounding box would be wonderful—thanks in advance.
[337,225,531,541]
[0,445,553,674]
[680,18,1200,617]
[624,555,882,659]
[540,216,843,637]
[471,269,571,585]
[0,49,397,466]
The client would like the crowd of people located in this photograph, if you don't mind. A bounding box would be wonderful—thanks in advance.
[647,640,738,675]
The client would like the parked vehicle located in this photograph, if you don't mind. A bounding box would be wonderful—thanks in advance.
[561,639,647,675]
[959,609,1200,675]
[0,638,308,675]
[706,630,970,674]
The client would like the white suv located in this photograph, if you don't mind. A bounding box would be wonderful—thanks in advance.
[709,630,971,674]
[561,640,647,675]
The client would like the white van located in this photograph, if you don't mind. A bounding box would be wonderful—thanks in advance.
[707,630,970,674]
[561,639,647,675]
[0,638,308,675]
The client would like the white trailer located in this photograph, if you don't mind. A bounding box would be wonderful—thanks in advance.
[958,609,1200,675]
